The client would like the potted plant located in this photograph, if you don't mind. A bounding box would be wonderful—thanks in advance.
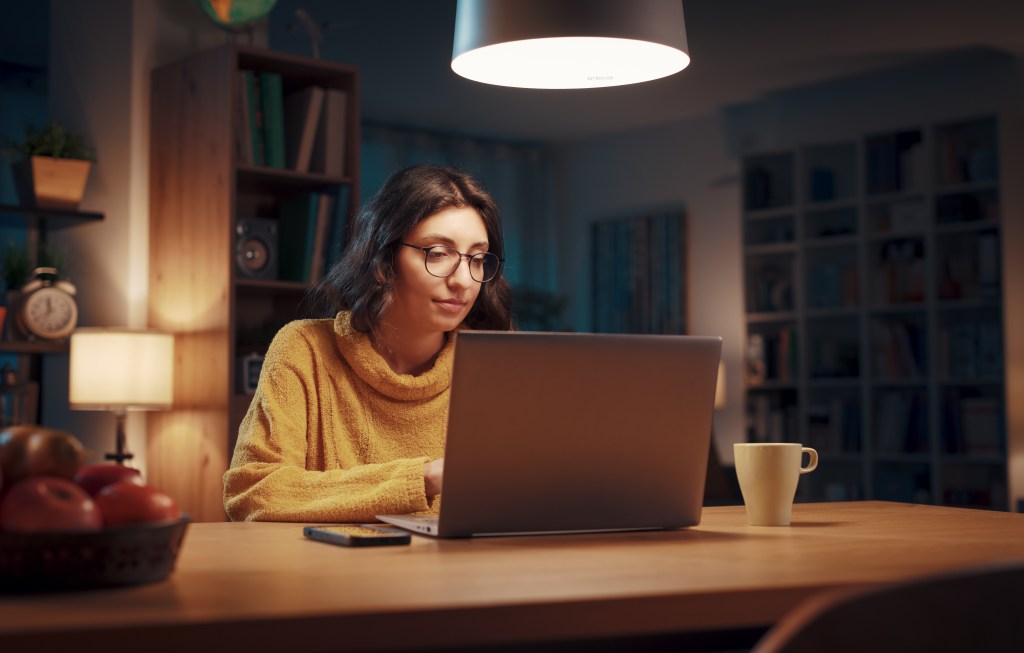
[4,120,95,211]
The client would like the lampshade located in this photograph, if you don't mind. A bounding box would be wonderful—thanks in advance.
[451,0,690,89]
[69,329,174,410]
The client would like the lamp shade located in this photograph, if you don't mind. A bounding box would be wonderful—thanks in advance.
[69,329,174,410]
[451,0,690,89]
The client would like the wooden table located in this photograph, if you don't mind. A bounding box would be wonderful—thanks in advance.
[3,501,1024,652]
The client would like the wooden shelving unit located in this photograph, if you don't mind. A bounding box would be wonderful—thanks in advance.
[742,115,1016,511]
[0,204,104,421]
[147,45,360,521]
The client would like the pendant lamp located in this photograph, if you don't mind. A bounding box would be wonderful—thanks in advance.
[451,0,690,89]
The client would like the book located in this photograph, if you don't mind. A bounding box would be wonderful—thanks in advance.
[242,71,265,166]
[236,73,253,165]
[283,85,325,172]
[277,194,319,281]
[308,194,334,282]
[259,71,286,169]
[311,88,347,177]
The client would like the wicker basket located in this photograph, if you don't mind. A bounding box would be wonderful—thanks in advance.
[0,516,189,592]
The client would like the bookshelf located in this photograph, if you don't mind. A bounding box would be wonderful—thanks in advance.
[741,115,1016,510]
[147,45,360,521]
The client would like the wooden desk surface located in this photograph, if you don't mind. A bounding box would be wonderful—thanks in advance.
[3,501,1024,652]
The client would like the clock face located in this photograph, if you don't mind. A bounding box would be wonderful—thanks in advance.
[21,286,79,340]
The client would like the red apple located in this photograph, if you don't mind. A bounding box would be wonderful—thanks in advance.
[0,425,85,485]
[0,475,102,532]
[95,481,180,527]
[74,462,144,497]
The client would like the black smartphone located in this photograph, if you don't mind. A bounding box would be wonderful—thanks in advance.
[303,524,412,547]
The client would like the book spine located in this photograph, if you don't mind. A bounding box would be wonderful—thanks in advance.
[260,72,286,169]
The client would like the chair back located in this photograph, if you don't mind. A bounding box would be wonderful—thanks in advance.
[752,559,1024,653]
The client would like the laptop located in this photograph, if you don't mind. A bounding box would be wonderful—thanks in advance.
[377,330,722,538]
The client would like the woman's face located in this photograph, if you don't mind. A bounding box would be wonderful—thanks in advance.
[388,205,489,337]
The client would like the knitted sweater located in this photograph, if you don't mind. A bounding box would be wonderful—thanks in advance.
[223,312,451,522]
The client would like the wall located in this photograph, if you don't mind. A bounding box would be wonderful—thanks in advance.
[556,115,745,461]
[556,48,1024,466]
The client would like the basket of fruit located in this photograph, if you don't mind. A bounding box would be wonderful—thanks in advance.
[0,425,189,592]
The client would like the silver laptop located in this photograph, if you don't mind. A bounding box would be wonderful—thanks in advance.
[377,330,722,538]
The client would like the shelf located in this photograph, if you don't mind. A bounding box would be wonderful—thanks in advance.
[236,166,353,194]
[747,311,799,324]
[0,204,104,227]
[0,340,70,355]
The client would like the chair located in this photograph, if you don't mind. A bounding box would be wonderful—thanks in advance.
[751,559,1024,653]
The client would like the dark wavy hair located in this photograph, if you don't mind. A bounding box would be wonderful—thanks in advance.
[304,164,514,341]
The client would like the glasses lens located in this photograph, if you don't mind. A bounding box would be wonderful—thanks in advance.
[471,253,501,282]
[424,246,460,277]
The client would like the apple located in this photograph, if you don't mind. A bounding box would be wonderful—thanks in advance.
[74,462,144,497]
[0,425,84,485]
[95,480,180,527]
[0,475,102,532]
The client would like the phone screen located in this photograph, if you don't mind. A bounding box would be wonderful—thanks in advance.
[303,524,412,547]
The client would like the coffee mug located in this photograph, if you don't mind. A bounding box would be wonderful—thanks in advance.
[733,443,818,526]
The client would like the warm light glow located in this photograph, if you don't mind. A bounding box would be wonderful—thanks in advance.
[715,360,727,411]
[69,329,174,410]
[451,36,689,89]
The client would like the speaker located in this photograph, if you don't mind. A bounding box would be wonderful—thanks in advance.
[235,217,279,279]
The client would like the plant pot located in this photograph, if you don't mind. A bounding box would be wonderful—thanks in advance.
[11,156,92,211]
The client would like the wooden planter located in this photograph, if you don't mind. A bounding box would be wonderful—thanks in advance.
[12,156,92,210]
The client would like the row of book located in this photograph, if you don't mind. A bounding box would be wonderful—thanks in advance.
[591,211,686,334]
[746,328,798,384]
[870,320,926,379]
[871,238,925,304]
[237,70,347,175]
[873,390,929,454]
[277,191,348,284]
[943,392,1003,455]
[805,397,861,453]
[746,262,794,313]
[746,394,798,443]
[806,261,858,309]
[865,132,925,195]
[937,320,1002,378]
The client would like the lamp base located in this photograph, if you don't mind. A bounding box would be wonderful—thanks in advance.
[104,410,134,465]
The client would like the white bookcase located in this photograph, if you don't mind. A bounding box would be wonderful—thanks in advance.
[742,115,1012,510]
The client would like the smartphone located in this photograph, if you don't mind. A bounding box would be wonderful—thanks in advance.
[303,524,412,547]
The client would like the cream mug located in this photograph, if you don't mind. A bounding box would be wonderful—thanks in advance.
[733,443,818,526]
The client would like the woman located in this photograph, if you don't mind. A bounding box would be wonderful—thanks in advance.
[223,164,513,522]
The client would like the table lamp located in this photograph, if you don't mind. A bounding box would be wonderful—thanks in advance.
[69,328,174,464]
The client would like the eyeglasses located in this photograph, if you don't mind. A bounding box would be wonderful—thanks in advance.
[401,243,503,283]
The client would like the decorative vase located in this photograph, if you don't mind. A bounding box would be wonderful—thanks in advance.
[11,156,92,211]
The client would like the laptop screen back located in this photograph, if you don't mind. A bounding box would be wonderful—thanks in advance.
[437,330,722,537]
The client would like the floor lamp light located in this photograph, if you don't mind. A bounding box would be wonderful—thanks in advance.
[69,328,174,465]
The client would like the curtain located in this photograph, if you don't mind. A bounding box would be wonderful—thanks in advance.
[360,122,558,296]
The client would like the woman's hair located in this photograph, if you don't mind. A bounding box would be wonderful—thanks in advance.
[304,164,514,339]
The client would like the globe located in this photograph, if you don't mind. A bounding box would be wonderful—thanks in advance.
[197,0,278,30]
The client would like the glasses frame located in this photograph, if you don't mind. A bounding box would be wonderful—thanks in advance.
[400,242,504,283]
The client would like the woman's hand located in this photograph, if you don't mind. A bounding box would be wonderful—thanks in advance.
[423,458,444,497]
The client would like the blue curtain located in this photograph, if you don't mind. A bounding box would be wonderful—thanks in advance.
[360,123,558,295]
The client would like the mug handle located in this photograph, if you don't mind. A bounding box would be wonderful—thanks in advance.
[800,447,818,474]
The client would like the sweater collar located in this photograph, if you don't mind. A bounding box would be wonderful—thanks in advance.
[334,312,453,400]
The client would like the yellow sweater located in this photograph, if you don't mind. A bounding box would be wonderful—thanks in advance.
[223,312,451,522]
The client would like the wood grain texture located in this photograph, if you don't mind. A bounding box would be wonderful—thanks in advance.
[2,502,1022,652]
[148,46,235,522]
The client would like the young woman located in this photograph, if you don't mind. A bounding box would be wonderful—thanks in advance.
[223,164,513,522]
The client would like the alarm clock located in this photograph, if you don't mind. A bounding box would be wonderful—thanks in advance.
[16,267,79,341]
